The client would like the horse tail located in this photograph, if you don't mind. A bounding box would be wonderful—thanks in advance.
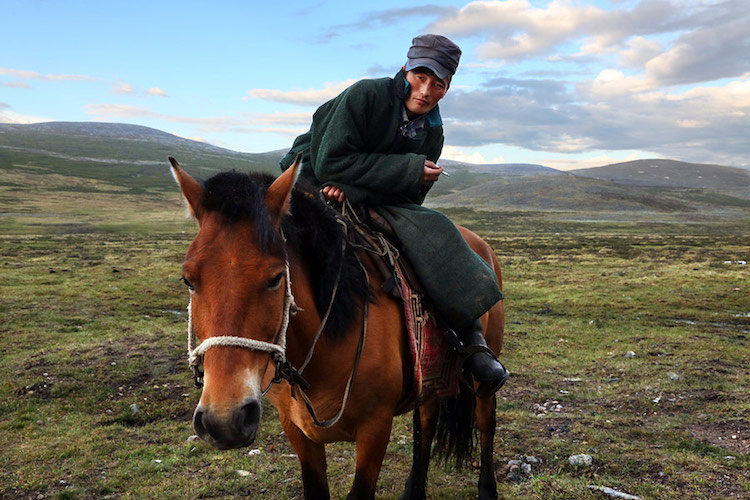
[432,382,476,468]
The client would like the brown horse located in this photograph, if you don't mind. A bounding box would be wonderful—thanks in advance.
[169,155,505,500]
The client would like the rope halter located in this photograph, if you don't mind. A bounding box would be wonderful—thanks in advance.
[186,264,297,388]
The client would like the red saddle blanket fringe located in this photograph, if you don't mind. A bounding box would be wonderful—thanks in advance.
[395,264,460,399]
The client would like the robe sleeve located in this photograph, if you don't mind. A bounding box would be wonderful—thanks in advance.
[308,83,426,203]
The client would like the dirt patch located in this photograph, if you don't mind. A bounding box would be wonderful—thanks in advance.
[686,419,749,454]
[16,380,54,399]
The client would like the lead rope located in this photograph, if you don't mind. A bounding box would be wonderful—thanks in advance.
[293,251,369,428]
[297,218,348,374]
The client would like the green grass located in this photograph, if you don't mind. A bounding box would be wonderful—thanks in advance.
[1,173,748,499]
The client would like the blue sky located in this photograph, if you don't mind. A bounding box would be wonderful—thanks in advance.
[1,0,748,169]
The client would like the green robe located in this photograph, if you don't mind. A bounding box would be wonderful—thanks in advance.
[280,70,501,329]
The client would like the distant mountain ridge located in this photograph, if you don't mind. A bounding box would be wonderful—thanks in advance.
[1,121,748,214]
[572,159,750,192]
[439,158,566,177]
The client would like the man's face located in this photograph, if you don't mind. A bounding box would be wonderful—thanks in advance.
[404,68,449,117]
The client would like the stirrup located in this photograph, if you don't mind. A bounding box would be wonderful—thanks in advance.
[462,347,509,397]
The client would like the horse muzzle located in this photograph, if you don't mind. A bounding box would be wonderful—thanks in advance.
[193,398,262,450]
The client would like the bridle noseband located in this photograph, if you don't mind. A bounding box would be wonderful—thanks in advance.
[186,264,298,391]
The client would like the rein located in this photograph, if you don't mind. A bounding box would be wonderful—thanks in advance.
[185,217,368,429]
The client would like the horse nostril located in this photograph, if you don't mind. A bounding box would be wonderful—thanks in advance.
[237,400,261,435]
[193,407,207,438]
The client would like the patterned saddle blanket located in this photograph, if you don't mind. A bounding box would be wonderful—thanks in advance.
[393,262,460,399]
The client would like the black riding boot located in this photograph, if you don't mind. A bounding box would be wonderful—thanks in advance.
[458,319,509,397]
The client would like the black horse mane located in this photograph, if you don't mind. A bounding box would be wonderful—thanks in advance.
[201,170,368,340]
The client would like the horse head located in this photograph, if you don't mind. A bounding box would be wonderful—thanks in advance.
[170,156,301,449]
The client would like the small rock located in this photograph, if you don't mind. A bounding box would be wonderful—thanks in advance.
[666,371,681,380]
[625,351,636,358]
[187,435,200,442]
[508,459,522,466]
[525,456,540,464]
[236,469,251,477]
[568,454,593,467]
[248,448,261,456]
[587,485,641,499]
[129,403,139,414]
[521,463,532,475]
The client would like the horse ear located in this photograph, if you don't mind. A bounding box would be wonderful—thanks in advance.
[169,157,205,222]
[266,153,302,225]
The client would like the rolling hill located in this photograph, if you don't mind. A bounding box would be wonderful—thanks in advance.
[1,122,748,215]
[0,122,285,193]
[571,159,750,197]
[426,174,750,213]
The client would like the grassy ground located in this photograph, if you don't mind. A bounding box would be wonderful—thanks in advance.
[1,190,748,499]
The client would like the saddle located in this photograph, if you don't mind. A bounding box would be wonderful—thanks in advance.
[335,200,460,403]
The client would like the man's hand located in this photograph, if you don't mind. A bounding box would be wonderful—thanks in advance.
[422,160,443,183]
[322,185,346,203]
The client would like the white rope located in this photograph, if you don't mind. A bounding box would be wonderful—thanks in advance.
[186,265,296,375]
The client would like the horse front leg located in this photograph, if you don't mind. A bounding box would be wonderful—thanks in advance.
[346,414,395,500]
[400,400,439,500]
[475,393,498,500]
[280,417,330,500]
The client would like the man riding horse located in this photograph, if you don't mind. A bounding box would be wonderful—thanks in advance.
[280,34,508,397]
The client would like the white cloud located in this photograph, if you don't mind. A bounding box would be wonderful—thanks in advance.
[427,0,745,81]
[546,152,656,171]
[643,15,750,85]
[112,81,136,95]
[245,111,311,126]
[619,36,663,67]
[440,72,750,167]
[441,145,505,165]
[0,81,31,88]
[0,67,95,82]
[247,79,358,106]
[146,87,167,97]
[85,104,311,136]
[427,0,612,61]
[582,69,654,98]
[0,105,51,124]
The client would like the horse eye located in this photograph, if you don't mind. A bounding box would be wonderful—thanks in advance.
[267,272,284,290]
[180,277,195,291]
